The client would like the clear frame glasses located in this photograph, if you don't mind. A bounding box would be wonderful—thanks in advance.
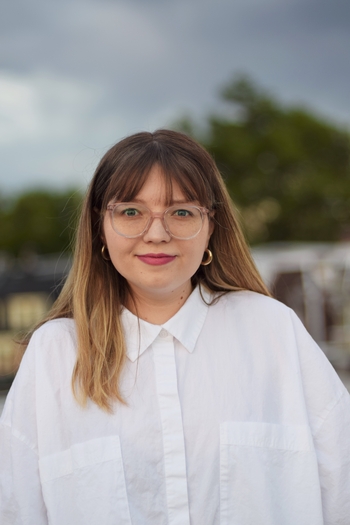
[107,202,211,240]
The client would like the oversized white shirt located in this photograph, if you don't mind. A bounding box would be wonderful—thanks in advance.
[1,287,350,525]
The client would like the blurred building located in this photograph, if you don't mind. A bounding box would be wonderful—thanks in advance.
[252,242,350,369]
[0,254,70,388]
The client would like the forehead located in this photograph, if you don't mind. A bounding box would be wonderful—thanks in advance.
[132,165,192,206]
[105,162,201,208]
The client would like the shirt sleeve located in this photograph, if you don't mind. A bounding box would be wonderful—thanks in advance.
[290,309,350,524]
[313,391,350,525]
[0,333,49,525]
[0,420,48,525]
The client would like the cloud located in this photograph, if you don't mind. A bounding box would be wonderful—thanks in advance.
[0,70,128,191]
[0,71,103,144]
[0,0,349,191]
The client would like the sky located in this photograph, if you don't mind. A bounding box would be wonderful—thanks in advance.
[1,0,349,193]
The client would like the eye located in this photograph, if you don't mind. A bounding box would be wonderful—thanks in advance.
[173,208,193,217]
[122,208,140,217]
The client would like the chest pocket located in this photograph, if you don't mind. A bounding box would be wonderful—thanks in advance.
[39,435,132,525]
[220,422,323,525]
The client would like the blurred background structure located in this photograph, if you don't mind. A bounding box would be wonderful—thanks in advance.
[1,0,350,399]
[252,243,350,368]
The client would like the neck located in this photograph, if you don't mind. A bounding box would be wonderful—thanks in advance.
[125,283,193,324]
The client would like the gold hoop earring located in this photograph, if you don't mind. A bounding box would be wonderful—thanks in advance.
[101,245,110,261]
[201,248,213,266]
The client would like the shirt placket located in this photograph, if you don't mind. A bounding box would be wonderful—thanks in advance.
[152,329,191,525]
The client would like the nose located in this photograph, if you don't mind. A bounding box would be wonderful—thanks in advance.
[142,216,171,243]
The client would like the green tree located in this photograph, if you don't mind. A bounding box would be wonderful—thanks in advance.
[0,189,82,256]
[177,75,350,243]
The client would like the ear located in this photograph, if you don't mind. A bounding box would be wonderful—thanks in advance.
[100,208,110,244]
[100,223,106,245]
[209,220,215,236]
[207,212,215,239]
[93,206,106,245]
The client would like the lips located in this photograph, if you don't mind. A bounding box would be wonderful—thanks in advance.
[137,253,176,266]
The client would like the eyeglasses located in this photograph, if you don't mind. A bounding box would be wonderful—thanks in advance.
[106,202,211,240]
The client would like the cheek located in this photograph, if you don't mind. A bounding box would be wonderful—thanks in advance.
[106,237,131,260]
[103,222,128,264]
[107,242,135,280]
[187,236,210,266]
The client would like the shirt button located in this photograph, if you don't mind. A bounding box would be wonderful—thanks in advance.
[159,329,168,338]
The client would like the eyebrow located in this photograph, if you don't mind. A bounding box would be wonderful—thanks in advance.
[131,198,198,205]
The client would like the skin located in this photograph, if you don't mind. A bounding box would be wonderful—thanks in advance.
[103,164,214,324]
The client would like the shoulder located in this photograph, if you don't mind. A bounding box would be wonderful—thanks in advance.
[206,289,319,360]
[210,290,294,325]
[204,290,303,359]
[22,318,77,370]
[213,289,348,396]
[31,317,77,345]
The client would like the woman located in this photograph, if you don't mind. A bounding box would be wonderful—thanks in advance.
[0,129,349,525]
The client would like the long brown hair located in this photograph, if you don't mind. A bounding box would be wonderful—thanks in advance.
[24,129,270,411]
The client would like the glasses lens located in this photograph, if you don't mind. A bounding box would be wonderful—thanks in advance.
[111,203,150,237]
[164,205,203,239]
[110,203,204,239]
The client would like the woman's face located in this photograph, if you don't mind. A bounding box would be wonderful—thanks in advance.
[103,164,213,303]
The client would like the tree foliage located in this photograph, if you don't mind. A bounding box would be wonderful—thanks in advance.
[177,75,350,243]
[1,79,350,256]
[0,189,82,256]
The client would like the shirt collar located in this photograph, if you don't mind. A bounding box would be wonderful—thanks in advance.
[121,285,212,362]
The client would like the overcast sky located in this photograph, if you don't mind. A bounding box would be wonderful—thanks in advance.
[1,0,349,193]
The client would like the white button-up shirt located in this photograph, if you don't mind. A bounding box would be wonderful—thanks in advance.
[1,287,350,524]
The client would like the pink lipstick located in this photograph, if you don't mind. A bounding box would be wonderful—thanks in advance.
[137,253,176,266]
